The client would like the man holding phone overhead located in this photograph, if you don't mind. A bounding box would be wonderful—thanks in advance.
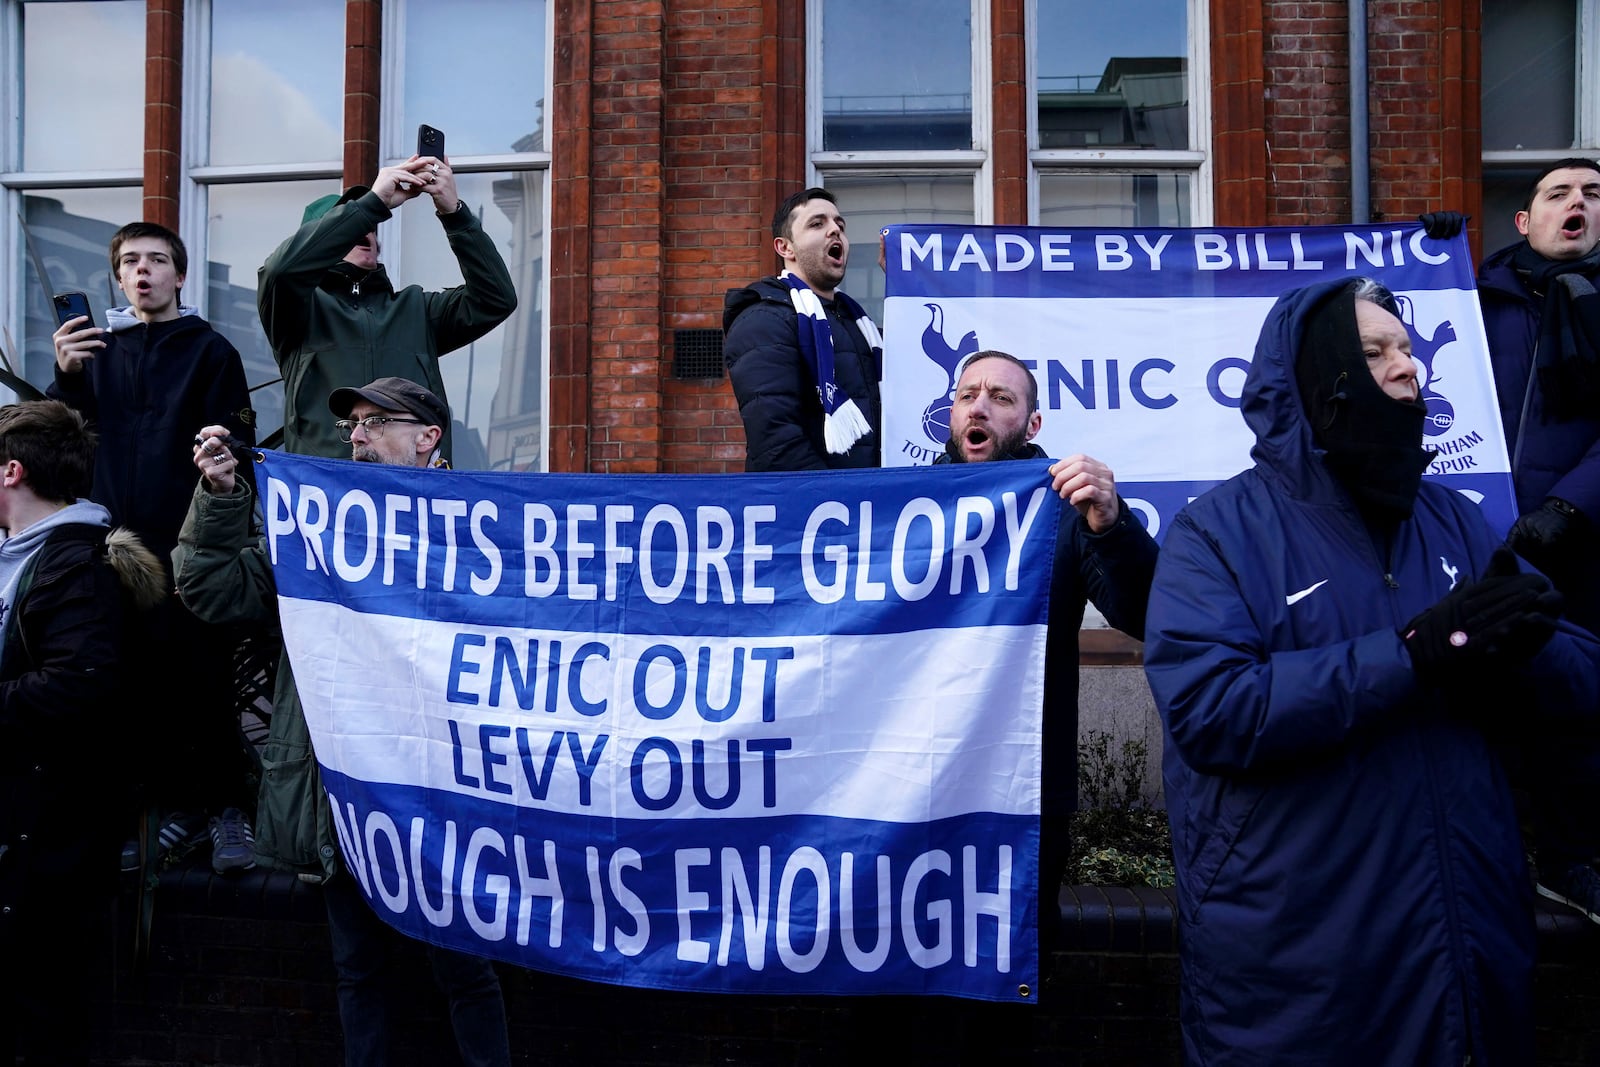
[258,126,517,462]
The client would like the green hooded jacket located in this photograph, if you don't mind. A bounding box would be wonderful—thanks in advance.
[258,190,517,462]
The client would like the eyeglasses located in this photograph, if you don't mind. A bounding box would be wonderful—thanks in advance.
[335,416,424,443]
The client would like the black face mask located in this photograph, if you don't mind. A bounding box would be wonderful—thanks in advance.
[1295,288,1433,523]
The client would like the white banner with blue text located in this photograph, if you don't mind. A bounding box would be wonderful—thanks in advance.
[262,453,1055,1002]
[882,224,1517,538]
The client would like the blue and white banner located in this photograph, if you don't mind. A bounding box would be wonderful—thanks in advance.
[261,453,1056,1002]
[882,224,1517,538]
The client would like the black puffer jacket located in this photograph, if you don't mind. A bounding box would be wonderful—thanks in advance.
[935,445,1157,886]
[723,276,881,471]
[0,523,163,936]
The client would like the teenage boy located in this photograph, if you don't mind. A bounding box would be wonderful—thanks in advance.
[49,221,258,873]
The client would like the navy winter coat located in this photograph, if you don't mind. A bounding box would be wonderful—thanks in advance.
[1144,280,1600,1066]
[723,276,881,471]
[1477,242,1600,516]
[936,444,1157,884]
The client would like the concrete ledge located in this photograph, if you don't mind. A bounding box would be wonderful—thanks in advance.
[159,864,1599,958]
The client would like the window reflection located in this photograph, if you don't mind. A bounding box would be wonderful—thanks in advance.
[1035,0,1189,151]
[822,0,973,151]
[17,189,143,388]
[205,180,342,442]
[208,0,344,166]
[825,175,975,325]
[1039,173,1191,228]
[397,173,546,471]
[1481,0,1576,152]
[398,0,548,157]
[21,0,145,170]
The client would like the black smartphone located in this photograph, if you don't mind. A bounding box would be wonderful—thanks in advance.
[417,123,445,160]
[53,291,98,331]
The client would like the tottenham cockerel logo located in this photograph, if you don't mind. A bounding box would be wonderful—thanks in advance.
[918,302,980,445]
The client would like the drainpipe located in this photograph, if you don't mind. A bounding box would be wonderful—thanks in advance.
[1350,0,1370,223]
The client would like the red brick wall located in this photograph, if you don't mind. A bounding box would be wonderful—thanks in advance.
[659,0,770,473]
[551,2,1485,473]
[1257,1,1476,235]
[1262,2,1357,223]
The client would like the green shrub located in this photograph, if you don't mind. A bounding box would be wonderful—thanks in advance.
[1074,846,1175,889]
[1067,729,1173,888]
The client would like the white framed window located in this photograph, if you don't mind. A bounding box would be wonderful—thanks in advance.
[380,0,552,472]
[808,0,1209,322]
[1029,0,1210,228]
[1480,0,1600,255]
[809,0,990,323]
[0,0,145,391]
[181,0,345,442]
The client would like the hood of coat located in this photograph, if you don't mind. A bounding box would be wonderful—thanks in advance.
[1242,279,1372,505]
[722,275,793,333]
[321,260,395,298]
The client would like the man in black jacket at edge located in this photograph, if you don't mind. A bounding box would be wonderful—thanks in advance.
[935,349,1159,963]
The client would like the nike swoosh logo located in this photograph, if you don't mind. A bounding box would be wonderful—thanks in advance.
[1285,579,1330,606]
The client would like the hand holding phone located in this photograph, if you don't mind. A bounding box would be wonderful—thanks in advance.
[51,291,105,375]
[417,124,445,161]
[53,291,99,332]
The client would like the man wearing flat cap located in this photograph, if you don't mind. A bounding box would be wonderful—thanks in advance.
[258,150,517,464]
[173,378,512,1065]
[328,375,452,469]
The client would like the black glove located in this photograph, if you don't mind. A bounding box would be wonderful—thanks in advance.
[1402,546,1564,680]
[1507,497,1587,578]
[1418,211,1468,240]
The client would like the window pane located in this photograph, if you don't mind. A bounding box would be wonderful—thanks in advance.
[21,1,146,171]
[206,180,342,443]
[16,188,143,390]
[1482,0,1576,152]
[822,1,973,151]
[399,0,548,157]
[1482,168,1541,259]
[825,175,975,325]
[208,0,344,166]
[1039,172,1192,227]
[1036,0,1189,150]
[398,173,546,471]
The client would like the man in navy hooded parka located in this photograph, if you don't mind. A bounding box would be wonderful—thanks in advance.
[1144,277,1600,1065]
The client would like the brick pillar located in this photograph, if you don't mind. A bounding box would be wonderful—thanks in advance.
[143,0,183,228]
[1211,0,1267,226]
[586,0,667,472]
[344,0,382,185]
[657,0,764,473]
[762,0,806,241]
[991,0,1028,224]
[1263,1,1352,224]
[549,0,595,472]
[1439,0,1482,262]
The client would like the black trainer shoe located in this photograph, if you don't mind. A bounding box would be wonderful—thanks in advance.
[156,812,208,864]
[208,808,256,874]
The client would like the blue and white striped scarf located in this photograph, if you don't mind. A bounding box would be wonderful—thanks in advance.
[782,271,883,455]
